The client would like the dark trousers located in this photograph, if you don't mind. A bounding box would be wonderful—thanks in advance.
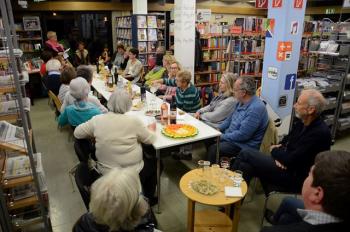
[274,197,304,225]
[207,141,241,165]
[232,149,299,190]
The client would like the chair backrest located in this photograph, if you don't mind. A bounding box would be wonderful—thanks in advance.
[48,90,62,112]
[74,139,93,163]
[259,118,278,154]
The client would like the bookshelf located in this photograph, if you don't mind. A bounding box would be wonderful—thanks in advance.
[0,2,51,230]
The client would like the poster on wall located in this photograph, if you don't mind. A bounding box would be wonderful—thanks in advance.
[294,0,303,9]
[272,0,283,8]
[344,0,350,8]
[255,0,268,9]
[196,9,211,22]
[264,19,275,38]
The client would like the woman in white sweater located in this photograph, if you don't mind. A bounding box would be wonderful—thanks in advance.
[74,89,156,174]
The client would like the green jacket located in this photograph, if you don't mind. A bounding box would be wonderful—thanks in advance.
[144,67,166,87]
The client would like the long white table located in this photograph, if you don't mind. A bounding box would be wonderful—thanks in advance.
[92,76,221,212]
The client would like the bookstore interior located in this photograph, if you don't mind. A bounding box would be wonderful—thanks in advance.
[1,0,350,232]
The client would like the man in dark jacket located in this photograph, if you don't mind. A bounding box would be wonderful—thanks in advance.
[261,150,350,232]
[232,89,332,191]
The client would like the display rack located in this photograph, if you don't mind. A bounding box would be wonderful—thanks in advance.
[0,0,50,231]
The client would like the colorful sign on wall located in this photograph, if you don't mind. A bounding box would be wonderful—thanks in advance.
[256,0,268,9]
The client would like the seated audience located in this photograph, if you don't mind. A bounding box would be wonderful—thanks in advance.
[74,89,156,199]
[100,46,111,65]
[111,43,126,68]
[155,60,181,102]
[148,46,165,70]
[162,54,176,78]
[74,41,89,66]
[45,58,62,95]
[58,66,76,103]
[232,89,332,192]
[207,76,268,164]
[195,72,238,128]
[40,50,53,78]
[120,47,130,70]
[122,48,143,83]
[61,65,107,113]
[58,77,101,127]
[73,168,154,232]
[261,150,350,232]
[144,54,166,87]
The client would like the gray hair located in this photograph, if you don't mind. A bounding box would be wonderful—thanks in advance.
[89,168,149,231]
[302,89,326,116]
[69,77,90,100]
[46,59,61,72]
[107,89,132,114]
[222,72,238,97]
[237,76,256,96]
[76,65,93,83]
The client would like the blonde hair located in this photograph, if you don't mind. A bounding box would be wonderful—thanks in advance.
[47,31,57,40]
[170,61,182,70]
[221,72,238,97]
[177,70,192,84]
[163,55,175,66]
[46,59,61,72]
[89,168,149,231]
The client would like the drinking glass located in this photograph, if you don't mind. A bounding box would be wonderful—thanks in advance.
[220,157,230,182]
[211,164,220,181]
[198,160,205,177]
[203,161,211,178]
[233,170,243,187]
[147,117,157,131]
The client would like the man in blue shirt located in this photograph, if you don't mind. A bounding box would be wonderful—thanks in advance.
[207,76,268,164]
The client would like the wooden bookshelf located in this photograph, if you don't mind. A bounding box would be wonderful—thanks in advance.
[2,176,34,189]
[0,86,16,94]
[8,196,38,210]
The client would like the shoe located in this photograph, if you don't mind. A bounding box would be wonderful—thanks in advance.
[264,208,277,225]
[172,151,192,160]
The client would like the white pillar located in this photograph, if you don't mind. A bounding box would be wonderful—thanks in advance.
[133,0,147,14]
[174,0,196,82]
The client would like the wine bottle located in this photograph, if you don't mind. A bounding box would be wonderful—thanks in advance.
[170,96,177,124]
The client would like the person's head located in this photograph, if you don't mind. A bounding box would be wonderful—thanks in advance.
[176,70,191,90]
[156,46,165,55]
[107,89,132,114]
[47,31,57,42]
[302,150,350,221]
[128,48,139,60]
[78,41,85,50]
[60,66,76,85]
[46,59,61,72]
[117,44,126,54]
[233,76,256,103]
[69,77,90,101]
[41,50,53,63]
[169,61,181,78]
[220,72,238,97]
[89,168,149,231]
[76,65,93,84]
[162,55,175,70]
[155,53,164,67]
[294,89,326,122]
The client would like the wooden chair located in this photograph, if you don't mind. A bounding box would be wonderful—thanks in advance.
[47,90,62,115]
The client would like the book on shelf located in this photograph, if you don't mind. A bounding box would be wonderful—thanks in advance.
[0,121,26,149]
[148,29,158,41]
[137,16,147,28]
[138,42,147,53]
[4,153,42,180]
[147,16,157,28]
[137,29,147,41]
[157,19,165,28]
[157,30,164,40]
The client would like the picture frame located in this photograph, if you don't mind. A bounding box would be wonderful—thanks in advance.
[23,16,41,31]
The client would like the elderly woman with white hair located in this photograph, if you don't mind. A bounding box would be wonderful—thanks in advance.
[74,88,156,174]
[58,77,101,127]
[195,72,238,128]
[45,58,62,95]
[73,168,154,232]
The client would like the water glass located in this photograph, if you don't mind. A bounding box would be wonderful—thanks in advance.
[233,170,243,187]
[198,160,205,177]
[147,117,157,131]
[203,161,211,178]
[211,164,220,181]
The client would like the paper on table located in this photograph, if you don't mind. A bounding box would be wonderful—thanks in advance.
[224,186,242,197]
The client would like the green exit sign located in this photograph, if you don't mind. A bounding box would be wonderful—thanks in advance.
[325,8,335,14]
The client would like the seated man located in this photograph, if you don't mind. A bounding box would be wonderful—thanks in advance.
[261,150,350,232]
[233,89,332,192]
[207,76,268,164]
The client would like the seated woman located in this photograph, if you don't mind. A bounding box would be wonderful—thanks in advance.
[45,31,64,57]
[195,72,238,128]
[44,58,62,95]
[144,53,166,87]
[122,48,143,83]
[74,41,89,66]
[112,43,126,68]
[58,77,101,127]
[73,168,153,232]
[58,66,76,103]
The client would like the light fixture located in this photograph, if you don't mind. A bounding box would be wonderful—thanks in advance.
[53,12,57,16]
[104,17,108,22]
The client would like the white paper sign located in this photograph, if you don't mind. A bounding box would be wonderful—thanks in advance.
[196,9,211,22]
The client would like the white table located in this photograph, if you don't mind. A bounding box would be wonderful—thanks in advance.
[92,76,222,212]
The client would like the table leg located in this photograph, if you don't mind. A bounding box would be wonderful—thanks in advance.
[216,136,220,163]
[225,204,231,217]
[187,199,195,232]
[231,201,242,232]
[156,149,161,214]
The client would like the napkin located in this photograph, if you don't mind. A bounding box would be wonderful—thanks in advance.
[225,186,242,197]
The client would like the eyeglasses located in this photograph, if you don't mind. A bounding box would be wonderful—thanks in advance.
[170,66,178,69]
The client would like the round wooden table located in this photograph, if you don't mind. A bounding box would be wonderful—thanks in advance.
[179,168,248,232]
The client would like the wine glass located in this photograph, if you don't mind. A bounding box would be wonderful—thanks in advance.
[220,157,230,183]
[149,83,159,112]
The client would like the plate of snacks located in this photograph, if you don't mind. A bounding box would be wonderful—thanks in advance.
[161,124,198,138]
[191,180,218,196]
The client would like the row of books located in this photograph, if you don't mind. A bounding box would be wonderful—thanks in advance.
[116,28,132,40]
[226,60,262,75]
[138,41,158,53]
[203,50,223,61]
[116,17,131,28]
[303,21,337,33]
[201,37,230,48]
[137,29,158,41]
[234,17,264,33]
[195,73,222,84]
[116,39,132,47]
[226,39,265,54]
[209,61,226,71]
[137,15,158,28]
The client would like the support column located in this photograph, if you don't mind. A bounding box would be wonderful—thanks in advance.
[174,0,196,81]
[133,0,147,14]
[261,0,307,119]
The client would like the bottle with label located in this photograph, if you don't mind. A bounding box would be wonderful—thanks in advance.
[107,74,113,88]
[127,81,132,95]
[140,84,146,102]
[160,100,168,125]
[170,96,177,124]
[114,67,119,85]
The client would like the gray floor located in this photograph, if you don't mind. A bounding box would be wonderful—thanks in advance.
[30,98,350,232]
